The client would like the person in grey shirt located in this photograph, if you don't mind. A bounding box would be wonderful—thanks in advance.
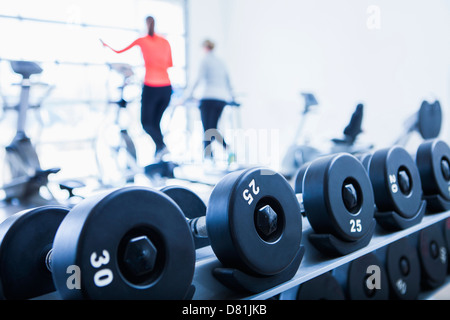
[187,39,235,161]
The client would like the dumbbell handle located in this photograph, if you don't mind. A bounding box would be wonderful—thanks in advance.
[296,194,306,215]
[187,198,307,241]
[45,248,54,273]
[188,216,208,239]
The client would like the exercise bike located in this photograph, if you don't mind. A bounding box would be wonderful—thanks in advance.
[280,92,372,179]
[281,93,443,180]
[94,63,140,187]
[0,60,61,206]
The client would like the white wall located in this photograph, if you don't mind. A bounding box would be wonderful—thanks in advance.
[187,0,450,169]
[186,0,229,84]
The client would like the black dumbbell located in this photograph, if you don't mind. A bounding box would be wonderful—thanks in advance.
[415,139,450,212]
[418,223,448,289]
[294,153,376,256]
[0,187,197,300]
[0,206,70,300]
[360,146,426,230]
[385,237,421,300]
[53,187,198,300]
[162,167,305,292]
[296,272,345,300]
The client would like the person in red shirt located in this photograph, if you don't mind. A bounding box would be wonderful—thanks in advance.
[101,16,172,161]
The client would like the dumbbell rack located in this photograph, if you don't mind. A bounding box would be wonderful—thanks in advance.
[33,208,450,300]
[192,210,450,300]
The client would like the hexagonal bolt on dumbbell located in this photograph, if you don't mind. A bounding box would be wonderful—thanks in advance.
[123,235,158,277]
[256,204,278,237]
[441,158,450,181]
[342,183,359,213]
[397,169,412,195]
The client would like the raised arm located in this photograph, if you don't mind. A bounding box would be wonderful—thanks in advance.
[100,38,139,54]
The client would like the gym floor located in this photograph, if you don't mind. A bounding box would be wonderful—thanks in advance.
[0,0,450,301]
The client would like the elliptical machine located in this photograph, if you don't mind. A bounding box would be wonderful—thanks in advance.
[280,93,322,179]
[1,60,60,205]
[94,63,139,187]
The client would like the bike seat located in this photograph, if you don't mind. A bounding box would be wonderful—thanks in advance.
[417,100,442,139]
[331,136,354,145]
[145,160,178,179]
[227,101,241,107]
[10,61,43,79]
[59,179,86,197]
[300,92,319,113]
[36,168,61,177]
[28,168,61,187]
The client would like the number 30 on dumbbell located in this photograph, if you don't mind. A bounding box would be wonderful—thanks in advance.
[0,190,198,300]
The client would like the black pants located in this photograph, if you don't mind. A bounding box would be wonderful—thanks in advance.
[199,99,227,153]
[141,85,172,152]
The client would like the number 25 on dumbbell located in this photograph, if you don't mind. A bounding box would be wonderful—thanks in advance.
[242,178,260,205]
[295,153,377,256]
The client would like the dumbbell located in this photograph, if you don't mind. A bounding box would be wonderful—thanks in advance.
[359,146,426,230]
[0,206,69,300]
[415,139,450,213]
[417,223,448,289]
[0,187,197,300]
[294,153,376,256]
[162,167,304,291]
[333,253,389,300]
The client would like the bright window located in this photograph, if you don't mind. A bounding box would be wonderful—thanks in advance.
[0,0,187,103]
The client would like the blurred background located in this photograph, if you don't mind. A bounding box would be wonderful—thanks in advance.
[0,0,448,180]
